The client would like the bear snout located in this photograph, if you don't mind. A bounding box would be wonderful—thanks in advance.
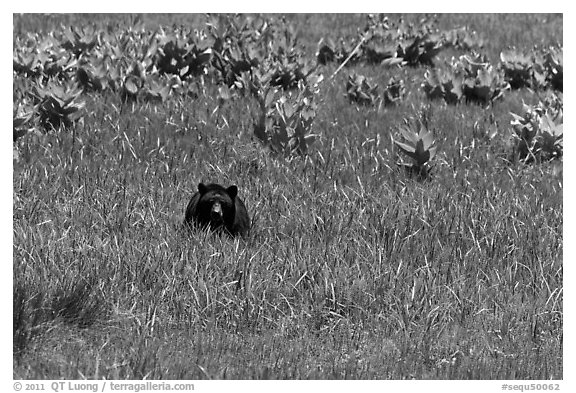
[210,202,224,223]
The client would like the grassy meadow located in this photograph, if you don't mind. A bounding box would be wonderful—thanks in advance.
[13,13,562,379]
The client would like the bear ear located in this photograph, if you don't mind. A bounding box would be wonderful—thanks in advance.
[198,183,208,194]
[226,185,238,199]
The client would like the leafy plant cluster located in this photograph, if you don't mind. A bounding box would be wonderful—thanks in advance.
[423,53,510,105]
[251,78,321,155]
[442,26,485,52]
[205,15,323,154]
[393,117,437,180]
[509,92,563,162]
[421,46,562,107]
[208,15,318,91]
[317,14,483,68]
[499,47,563,90]
[346,73,405,107]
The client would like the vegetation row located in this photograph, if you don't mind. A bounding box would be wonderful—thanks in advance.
[14,14,563,174]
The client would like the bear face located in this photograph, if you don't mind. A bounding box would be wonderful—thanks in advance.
[184,183,250,238]
[196,183,237,230]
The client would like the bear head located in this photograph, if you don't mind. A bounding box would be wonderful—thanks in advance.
[196,183,237,231]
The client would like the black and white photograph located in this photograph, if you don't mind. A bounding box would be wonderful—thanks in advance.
[11,7,564,387]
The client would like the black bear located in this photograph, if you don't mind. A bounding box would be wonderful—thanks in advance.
[184,183,250,238]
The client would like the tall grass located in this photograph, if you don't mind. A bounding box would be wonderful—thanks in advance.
[13,13,562,379]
